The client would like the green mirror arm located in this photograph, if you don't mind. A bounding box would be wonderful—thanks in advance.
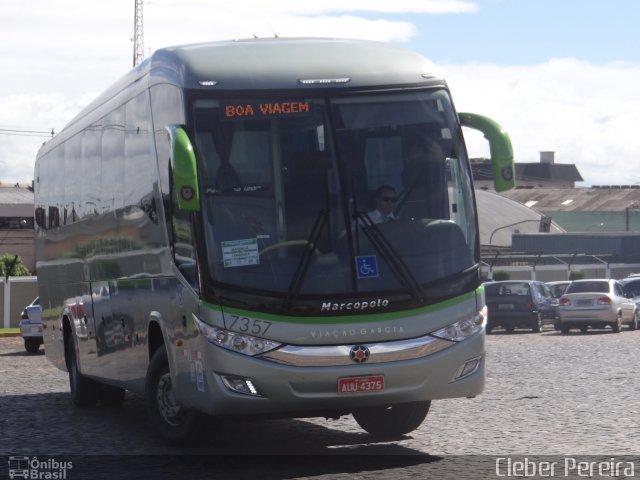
[167,125,200,211]
[459,112,515,192]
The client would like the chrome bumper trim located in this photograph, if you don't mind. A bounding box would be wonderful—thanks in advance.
[258,334,454,367]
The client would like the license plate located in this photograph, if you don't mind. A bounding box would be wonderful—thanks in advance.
[338,375,384,394]
[30,326,41,334]
[577,299,592,306]
[498,304,514,310]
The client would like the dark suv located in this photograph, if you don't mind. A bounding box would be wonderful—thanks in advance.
[484,280,557,333]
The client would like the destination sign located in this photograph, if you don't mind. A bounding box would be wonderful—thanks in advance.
[223,100,312,119]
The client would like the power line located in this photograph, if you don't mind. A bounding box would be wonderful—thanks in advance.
[0,128,54,138]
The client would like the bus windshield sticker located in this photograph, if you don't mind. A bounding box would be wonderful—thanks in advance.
[222,100,312,120]
[221,238,260,268]
[355,255,379,279]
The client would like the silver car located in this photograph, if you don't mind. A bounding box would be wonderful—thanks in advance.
[558,279,637,334]
[620,277,640,322]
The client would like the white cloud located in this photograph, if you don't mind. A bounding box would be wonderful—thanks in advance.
[0,93,95,182]
[1,0,445,184]
[2,1,638,188]
[145,14,417,49]
[147,0,477,16]
[445,59,640,186]
[142,0,475,51]
[142,9,423,53]
[3,57,640,187]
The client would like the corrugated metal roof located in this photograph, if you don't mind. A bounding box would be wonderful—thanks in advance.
[0,187,34,217]
[499,186,640,212]
[476,189,563,247]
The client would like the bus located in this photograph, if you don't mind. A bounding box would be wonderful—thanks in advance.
[34,38,514,442]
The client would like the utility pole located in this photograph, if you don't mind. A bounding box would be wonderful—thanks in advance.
[133,0,144,67]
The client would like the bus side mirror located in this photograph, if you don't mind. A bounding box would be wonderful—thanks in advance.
[167,125,200,211]
[459,112,515,192]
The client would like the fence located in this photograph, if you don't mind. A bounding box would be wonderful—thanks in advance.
[481,253,640,281]
[3,261,640,328]
[1,276,38,328]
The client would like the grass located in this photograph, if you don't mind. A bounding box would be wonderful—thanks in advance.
[0,328,21,337]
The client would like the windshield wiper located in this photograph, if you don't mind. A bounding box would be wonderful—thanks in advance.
[281,209,329,312]
[353,212,425,303]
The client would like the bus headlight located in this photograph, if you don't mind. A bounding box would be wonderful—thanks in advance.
[431,310,486,342]
[193,315,282,356]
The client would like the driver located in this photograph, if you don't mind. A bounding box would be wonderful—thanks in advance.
[367,185,398,223]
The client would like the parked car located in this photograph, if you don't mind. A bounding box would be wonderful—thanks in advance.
[557,279,637,334]
[619,276,640,327]
[18,297,42,354]
[546,280,571,299]
[484,280,558,333]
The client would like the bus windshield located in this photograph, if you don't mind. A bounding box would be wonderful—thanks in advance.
[192,89,477,305]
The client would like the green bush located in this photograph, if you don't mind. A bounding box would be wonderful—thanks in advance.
[569,271,585,280]
[0,254,31,277]
[492,271,510,281]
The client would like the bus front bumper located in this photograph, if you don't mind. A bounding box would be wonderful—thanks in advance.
[174,331,485,417]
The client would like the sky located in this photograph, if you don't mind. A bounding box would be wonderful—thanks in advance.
[1,0,639,187]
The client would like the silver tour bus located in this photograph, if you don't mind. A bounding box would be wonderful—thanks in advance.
[34,38,514,442]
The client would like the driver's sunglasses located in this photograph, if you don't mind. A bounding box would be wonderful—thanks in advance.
[379,196,397,203]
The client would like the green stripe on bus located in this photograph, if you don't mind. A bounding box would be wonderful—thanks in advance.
[201,287,481,325]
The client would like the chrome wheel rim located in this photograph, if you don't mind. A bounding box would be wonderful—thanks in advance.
[156,372,186,426]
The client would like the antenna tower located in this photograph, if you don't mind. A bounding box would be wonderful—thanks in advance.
[133,0,144,66]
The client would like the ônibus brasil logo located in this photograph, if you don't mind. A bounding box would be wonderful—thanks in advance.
[8,456,73,479]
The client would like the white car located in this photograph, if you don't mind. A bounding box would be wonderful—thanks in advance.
[558,279,638,334]
[18,297,42,354]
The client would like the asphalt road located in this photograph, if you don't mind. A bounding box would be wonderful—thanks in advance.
[1,328,639,479]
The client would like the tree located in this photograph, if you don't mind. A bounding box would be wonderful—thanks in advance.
[569,270,585,280]
[492,271,510,281]
[0,254,31,278]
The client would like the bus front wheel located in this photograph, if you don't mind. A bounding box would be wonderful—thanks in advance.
[145,347,203,443]
[65,335,99,407]
[352,401,430,438]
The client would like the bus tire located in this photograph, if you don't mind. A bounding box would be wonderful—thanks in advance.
[65,335,99,407]
[145,347,203,443]
[352,401,430,438]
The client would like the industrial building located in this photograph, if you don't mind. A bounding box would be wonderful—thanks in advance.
[0,183,35,272]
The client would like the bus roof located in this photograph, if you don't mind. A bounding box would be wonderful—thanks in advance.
[149,37,444,90]
[41,38,445,155]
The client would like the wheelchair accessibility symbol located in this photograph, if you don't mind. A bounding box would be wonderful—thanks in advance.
[355,255,379,279]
